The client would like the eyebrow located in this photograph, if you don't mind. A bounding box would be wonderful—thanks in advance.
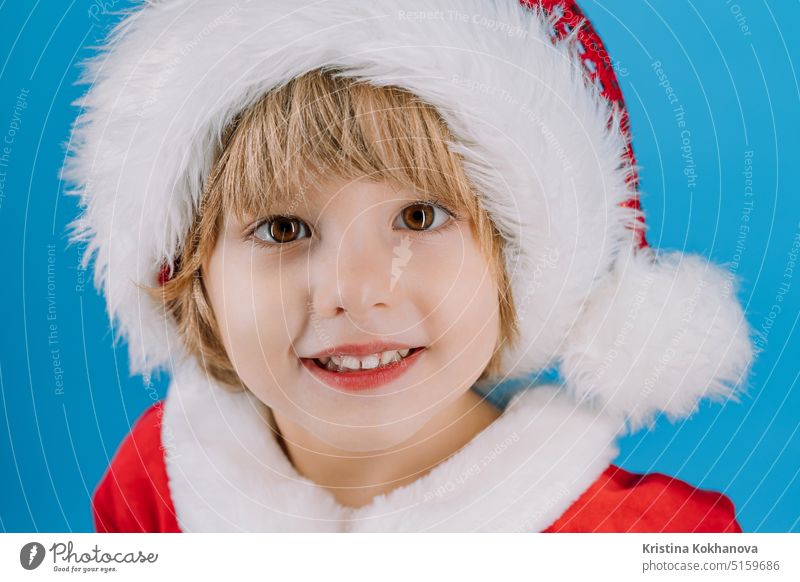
[255,184,448,217]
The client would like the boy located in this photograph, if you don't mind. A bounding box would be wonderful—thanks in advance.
[64,0,753,532]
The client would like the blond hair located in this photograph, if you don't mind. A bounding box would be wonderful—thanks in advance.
[147,68,518,389]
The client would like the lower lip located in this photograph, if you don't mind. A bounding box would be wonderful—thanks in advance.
[300,348,426,392]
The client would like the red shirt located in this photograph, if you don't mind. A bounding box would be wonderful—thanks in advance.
[92,403,742,533]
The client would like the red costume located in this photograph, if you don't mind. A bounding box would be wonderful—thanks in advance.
[92,389,742,533]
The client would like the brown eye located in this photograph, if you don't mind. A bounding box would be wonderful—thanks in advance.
[398,202,450,231]
[252,216,310,245]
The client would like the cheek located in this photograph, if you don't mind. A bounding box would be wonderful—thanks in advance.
[204,245,306,378]
[413,233,500,336]
[406,230,501,374]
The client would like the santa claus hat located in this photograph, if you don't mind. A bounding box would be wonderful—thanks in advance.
[62,0,754,432]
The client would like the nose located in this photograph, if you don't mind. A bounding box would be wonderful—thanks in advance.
[309,224,397,320]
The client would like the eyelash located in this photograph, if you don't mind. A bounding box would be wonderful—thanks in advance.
[244,200,461,249]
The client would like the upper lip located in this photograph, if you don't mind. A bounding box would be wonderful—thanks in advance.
[303,342,423,359]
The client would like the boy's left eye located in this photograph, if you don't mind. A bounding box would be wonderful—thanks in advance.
[249,202,454,247]
[394,202,453,232]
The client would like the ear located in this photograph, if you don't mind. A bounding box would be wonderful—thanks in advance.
[558,245,755,433]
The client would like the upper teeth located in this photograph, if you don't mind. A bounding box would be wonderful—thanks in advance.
[317,349,413,371]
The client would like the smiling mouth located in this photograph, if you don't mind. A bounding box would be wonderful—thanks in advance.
[309,347,425,373]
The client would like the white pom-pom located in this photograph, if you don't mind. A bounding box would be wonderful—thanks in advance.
[559,246,755,432]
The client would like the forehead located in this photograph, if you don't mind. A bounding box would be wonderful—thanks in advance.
[292,174,455,207]
[205,68,482,226]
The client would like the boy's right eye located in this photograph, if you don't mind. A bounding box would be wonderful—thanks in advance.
[251,216,311,246]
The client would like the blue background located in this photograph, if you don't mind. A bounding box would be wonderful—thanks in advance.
[1,0,798,532]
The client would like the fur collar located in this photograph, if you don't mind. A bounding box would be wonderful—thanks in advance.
[162,359,620,532]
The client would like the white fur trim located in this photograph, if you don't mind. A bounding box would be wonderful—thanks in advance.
[559,245,755,432]
[162,358,619,532]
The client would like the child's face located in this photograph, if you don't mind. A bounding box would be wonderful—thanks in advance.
[203,175,500,452]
